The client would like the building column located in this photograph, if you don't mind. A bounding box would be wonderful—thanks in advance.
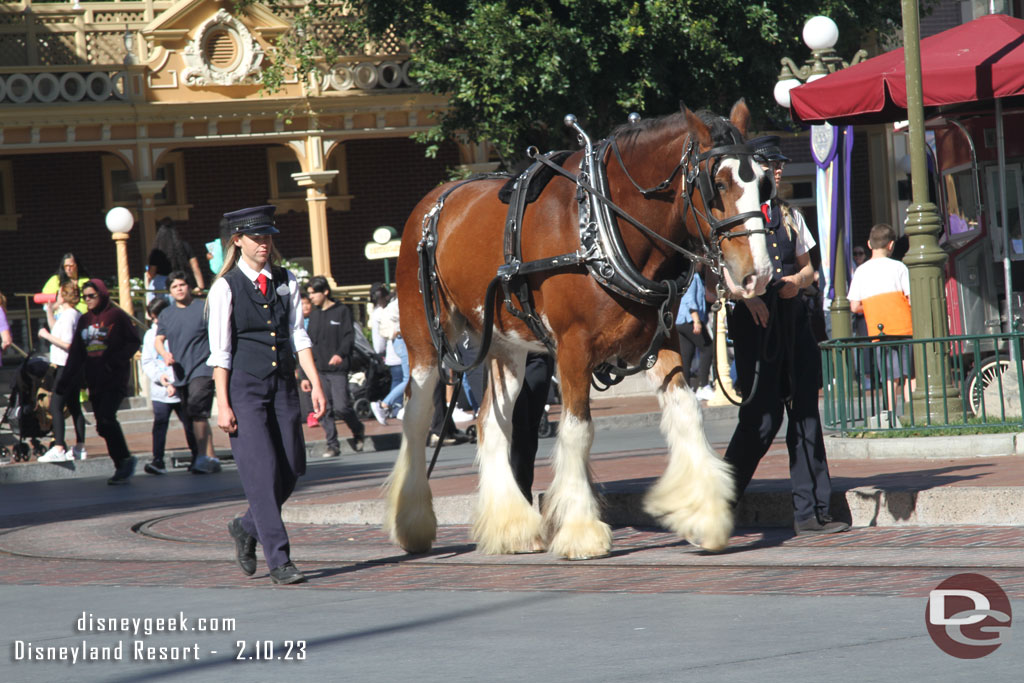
[292,133,339,285]
[292,170,339,285]
[128,179,167,261]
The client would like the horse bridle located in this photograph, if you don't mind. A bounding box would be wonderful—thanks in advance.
[609,129,769,279]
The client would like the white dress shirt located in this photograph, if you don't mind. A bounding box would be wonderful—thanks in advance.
[206,259,311,370]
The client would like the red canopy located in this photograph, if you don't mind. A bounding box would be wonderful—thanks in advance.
[789,13,1024,125]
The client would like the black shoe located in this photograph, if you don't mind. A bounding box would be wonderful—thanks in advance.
[144,460,167,475]
[794,514,851,536]
[227,517,257,576]
[348,436,365,453]
[107,456,137,485]
[269,561,306,585]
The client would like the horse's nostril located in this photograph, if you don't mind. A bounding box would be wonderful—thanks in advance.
[743,274,757,291]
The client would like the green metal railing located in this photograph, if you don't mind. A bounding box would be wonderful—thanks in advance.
[820,331,1024,434]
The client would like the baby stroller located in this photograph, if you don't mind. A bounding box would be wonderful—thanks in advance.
[1,354,56,462]
[348,323,392,421]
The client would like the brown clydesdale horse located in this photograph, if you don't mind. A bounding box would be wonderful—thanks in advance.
[386,100,771,559]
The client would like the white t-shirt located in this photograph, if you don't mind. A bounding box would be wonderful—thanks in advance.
[847,257,911,303]
[50,307,81,367]
[783,205,815,257]
[370,299,401,366]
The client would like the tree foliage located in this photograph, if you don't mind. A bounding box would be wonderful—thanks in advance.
[261,0,906,168]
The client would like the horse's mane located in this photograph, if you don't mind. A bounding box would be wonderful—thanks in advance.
[609,109,743,148]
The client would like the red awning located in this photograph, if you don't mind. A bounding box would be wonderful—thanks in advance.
[789,13,1024,125]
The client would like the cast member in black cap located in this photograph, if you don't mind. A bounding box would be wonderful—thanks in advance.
[207,205,326,584]
[721,136,849,536]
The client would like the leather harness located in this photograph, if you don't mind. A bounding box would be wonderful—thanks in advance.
[416,121,766,387]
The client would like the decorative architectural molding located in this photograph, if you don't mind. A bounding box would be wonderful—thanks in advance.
[181,10,263,87]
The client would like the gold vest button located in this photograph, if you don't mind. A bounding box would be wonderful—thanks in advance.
[271,345,276,351]
[263,304,268,309]
[270,331,276,337]
[272,361,277,367]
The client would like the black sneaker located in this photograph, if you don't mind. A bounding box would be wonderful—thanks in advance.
[269,561,307,585]
[144,460,167,475]
[348,436,365,453]
[107,456,137,485]
[794,514,851,536]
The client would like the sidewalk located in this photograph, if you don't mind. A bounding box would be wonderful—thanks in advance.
[7,392,1022,529]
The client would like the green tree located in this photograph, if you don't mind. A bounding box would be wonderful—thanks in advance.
[261,1,906,168]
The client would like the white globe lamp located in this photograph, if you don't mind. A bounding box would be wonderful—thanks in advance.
[774,78,800,108]
[803,16,839,51]
[105,206,135,315]
[105,206,134,234]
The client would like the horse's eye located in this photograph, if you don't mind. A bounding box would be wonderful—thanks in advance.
[715,182,726,192]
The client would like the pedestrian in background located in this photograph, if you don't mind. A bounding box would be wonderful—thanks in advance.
[305,275,364,457]
[37,281,87,462]
[208,205,325,585]
[141,297,198,475]
[676,264,714,401]
[41,252,90,313]
[147,219,206,301]
[369,283,408,425]
[56,279,141,485]
[154,271,221,474]
[0,290,11,364]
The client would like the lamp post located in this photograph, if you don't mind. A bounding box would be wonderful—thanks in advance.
[900,0,962,418]
[105,206,135,317]
[774,16,866,340]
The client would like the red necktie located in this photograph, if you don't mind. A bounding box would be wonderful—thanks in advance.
[761,203,771,222]
[257,273,268,296]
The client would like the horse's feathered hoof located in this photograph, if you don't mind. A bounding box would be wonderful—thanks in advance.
[562,552,611,562]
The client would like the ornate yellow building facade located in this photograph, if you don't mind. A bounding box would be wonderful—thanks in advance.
[0,0,487,305]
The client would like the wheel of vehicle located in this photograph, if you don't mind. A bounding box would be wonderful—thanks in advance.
[966,355,1013,417]
[354,397,372,421]
[538,418,553,438]
[14,442,30,461]
[465,424,477,442]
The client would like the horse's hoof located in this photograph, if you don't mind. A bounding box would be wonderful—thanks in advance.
[400,541,433,555]
[562,552,611,562]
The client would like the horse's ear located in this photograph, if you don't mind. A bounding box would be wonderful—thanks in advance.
[729,98,751,138]
[683,106,712,150]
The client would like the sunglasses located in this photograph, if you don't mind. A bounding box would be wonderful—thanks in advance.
[82,293,99,300]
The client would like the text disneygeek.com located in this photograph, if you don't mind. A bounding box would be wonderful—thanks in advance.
[10,611,306,664]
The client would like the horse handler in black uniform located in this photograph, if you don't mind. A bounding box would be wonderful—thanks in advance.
[722,137,849,536]
[207,205,326,584]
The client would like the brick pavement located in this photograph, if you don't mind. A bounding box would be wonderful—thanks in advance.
[3,492,1024,597]
[4,394,1024,600]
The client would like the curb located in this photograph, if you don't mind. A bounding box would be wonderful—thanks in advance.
[283,484,1024,529]
[4,403,1021,484]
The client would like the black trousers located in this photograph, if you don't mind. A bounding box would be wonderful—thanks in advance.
[91,389,131,466]
[319,372,364,448]
[151,400,198,464]
[676,322,713,389]
[50,365,85,449]
[509,353,555,503]
[723,296,832,523]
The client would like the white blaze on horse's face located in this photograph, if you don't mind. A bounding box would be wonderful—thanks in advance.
[717,159,771,298]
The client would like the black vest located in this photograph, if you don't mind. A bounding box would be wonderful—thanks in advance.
[765,202,799,284]
[225,266,294,379]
